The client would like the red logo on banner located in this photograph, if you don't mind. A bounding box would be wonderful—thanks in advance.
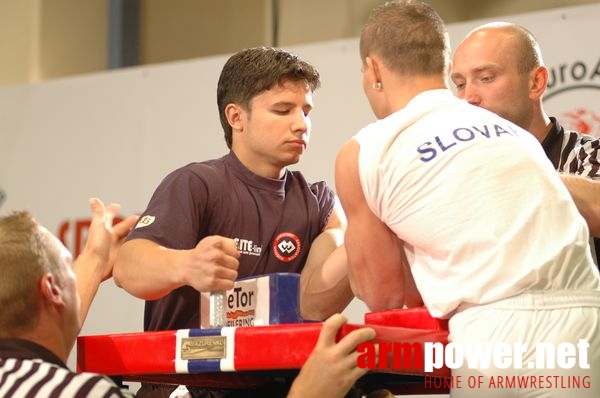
[560,108,600,136]
[544,58,600,139]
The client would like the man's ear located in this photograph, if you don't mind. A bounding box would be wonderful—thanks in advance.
[530,66,548,100]
[365,56,383,87]
[225,103,245,132]
[40,273,64,308]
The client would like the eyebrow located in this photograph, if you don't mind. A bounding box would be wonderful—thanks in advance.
[451,64,498,80]
[473,64,498,73]
[450,71,463,80]
[272,101,313,111]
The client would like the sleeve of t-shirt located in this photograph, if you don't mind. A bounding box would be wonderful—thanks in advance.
[310,180,336,231]
[125,166,209,250]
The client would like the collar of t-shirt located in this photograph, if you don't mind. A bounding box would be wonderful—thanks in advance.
[226,151,288,194]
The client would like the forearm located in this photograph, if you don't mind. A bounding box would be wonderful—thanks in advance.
[300,240,354,321]
[561,174,600,236]
[347,262,406,312]
[345,226,407,311]
[73,252,106,326]
[113,239,186,300]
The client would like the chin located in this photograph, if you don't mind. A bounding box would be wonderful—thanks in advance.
[284,152,303,165]
[375,109,391,120]
[287,158,301,167]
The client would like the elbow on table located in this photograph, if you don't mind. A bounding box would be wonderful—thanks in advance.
[356,289,405,312]
[299,303,330,322]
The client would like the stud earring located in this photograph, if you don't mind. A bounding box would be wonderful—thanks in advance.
[372,82,382,90]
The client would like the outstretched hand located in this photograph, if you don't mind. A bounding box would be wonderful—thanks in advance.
[75,198,138,326]
[287,314,376,398]
[84,197,139,281]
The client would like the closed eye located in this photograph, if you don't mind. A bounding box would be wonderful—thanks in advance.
[450,76,465,91]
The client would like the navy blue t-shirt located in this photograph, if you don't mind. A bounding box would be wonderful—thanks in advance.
[126,152,335,331]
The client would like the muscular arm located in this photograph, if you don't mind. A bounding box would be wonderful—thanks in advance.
[561,174,600,237]
[334,140,413,311]
[113,236,240,300]
[299,204,354,320]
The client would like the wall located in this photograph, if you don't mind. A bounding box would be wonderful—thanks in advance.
[1,0,599,85]
[140,0,272,64]
[0,0,106,85]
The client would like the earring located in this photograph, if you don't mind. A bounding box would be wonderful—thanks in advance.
[372,82,382,90]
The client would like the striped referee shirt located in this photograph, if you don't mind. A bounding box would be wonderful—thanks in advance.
[0,338,134,398]
[543,117,600,178]
[542,117,600,265]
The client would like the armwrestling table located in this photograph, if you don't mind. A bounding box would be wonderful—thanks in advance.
[77,274,450,395]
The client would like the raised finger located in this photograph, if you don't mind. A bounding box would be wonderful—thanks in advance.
[316,314,348,347]
[112,215,139,239]
[334,327,376,356]
[88,197,106,222]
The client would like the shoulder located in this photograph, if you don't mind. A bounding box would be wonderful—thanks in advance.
[335,139,360,173]
[309,180,334,199]
[169,156,228,179]
[156,156,229,191]
[559,124,600,156]
[335,140,363,208]
[552,117,599,145]
[287,170,334,200]
[353,118,385,146]
[567,129,600,145]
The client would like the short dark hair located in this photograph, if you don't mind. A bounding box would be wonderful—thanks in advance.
[360,0,449,76]
[217,47,321,149]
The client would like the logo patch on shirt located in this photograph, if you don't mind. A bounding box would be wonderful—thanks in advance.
[272,232,301,263]
[234,238,262,256]
[135,215,155,228]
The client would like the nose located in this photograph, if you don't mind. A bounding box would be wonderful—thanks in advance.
[463,85,481,106]
[292,110,309,133]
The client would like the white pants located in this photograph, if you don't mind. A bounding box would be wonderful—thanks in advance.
[448,290,600,398]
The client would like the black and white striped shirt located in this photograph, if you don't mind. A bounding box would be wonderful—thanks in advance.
[543,117,600,264]
[0,339,134,398]
[543,117,600,178]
